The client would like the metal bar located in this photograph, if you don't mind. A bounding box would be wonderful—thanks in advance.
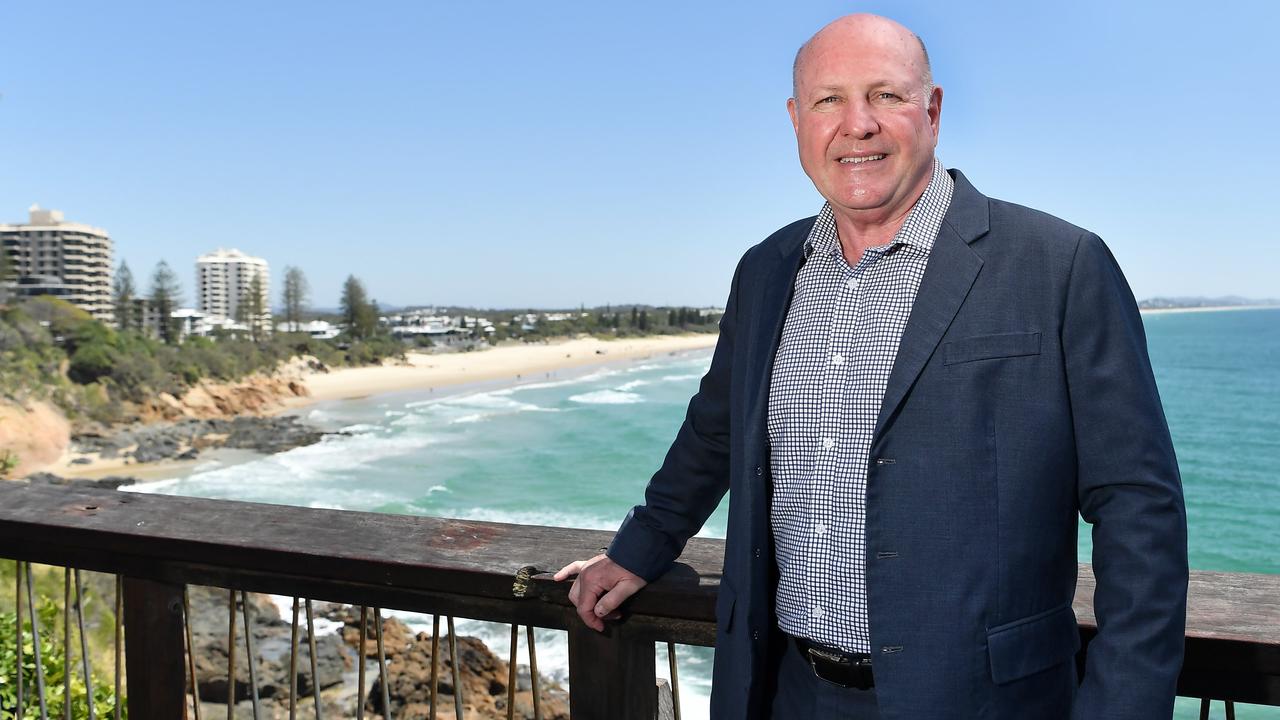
[448,616,464,720]
[184,587,203,720]
[114,575,122,720]
[227,589,237,720]
[241,591,261,719]
[429,615,440,720]
[305,598,323,720]
[667,641,681,720]
[74,569,95,720]
[1227,700,1237,720]
[26,563,49,720]
[1200,698,1210,720]
[374,607,391,720]
[15,560,24,718]
[357,605,367,720]
[122,577,187,719]
[526,625,541,720]
[506,624,518,720]
[288,597,299,720]
[64,567,71,720]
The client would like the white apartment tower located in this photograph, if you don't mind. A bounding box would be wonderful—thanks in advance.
[0,205,114,323]
[196,248,270,326]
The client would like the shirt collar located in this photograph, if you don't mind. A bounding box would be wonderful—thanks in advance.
[804,158,955,259]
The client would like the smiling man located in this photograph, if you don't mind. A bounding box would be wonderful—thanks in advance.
[557,13,1187,720]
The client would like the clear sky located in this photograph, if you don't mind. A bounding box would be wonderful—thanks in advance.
[2,0,1276,310]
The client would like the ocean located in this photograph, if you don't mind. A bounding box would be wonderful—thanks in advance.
[133,307,1280,719]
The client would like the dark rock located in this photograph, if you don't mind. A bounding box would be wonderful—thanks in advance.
[187,587,346,704]
[19,473,139,489]
[222,416,325,455]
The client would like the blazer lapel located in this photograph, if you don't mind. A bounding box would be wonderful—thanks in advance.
[872,170,990,442]
[744,230,810,445]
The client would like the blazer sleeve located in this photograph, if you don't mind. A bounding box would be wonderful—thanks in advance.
[605,256,743,582]
[1064,234,1188,719]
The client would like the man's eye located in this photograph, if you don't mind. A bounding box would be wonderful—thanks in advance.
[817,96,840,105]
[876,92,900,101]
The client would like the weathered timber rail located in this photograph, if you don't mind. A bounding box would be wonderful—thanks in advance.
[1,481,1278,718]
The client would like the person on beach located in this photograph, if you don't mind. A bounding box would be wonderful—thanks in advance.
[556,13,1187,719]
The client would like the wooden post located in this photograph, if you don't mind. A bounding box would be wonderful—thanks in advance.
[568,623,656,720]
[123,577,188,720]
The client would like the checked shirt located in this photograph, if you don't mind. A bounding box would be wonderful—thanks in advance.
[768,159,954,653]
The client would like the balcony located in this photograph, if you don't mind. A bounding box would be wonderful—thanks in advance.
[1,481,1276,719]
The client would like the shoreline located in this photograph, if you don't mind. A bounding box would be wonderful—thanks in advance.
[48,333,719,481]
[284,333,720,408]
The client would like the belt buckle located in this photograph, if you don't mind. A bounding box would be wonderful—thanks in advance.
[804,646,850,687]
[804,644,874,691]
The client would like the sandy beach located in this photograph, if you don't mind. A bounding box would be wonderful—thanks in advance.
[32,334,718,481]
[288,333,720,406]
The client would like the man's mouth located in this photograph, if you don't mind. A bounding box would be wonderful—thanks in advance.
[838,154,886,164]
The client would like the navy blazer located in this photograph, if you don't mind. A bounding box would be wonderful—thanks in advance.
[608,170,1188,720]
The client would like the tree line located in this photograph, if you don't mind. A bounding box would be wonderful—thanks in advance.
[110,261,313,343]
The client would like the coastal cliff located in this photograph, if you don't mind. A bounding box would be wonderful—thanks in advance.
[3,360,320,479]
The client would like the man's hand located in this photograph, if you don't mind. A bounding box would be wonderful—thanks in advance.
[554,553,648,632]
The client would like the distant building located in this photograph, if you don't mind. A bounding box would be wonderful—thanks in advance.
[196,248,270,329]
[275,319,339,340]
[0,205,114,323]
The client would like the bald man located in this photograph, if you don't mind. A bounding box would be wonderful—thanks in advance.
[557,14,1187,720]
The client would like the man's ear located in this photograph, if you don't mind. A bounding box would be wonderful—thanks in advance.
[928,86,943,139]
[787,97,800,135]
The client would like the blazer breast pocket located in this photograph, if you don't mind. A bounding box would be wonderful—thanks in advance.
[943,331,1042,366]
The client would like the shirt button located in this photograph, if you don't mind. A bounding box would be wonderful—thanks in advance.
[814,522,826,536]
[847,278,860,291]
[831,353,845,366]
[812,606,824,619]
[821,437,835,450]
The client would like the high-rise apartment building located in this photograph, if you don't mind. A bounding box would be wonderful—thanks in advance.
[196,248,270,326]
[0,205,114,323]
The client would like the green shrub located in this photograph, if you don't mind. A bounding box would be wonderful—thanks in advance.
[0,605,123,719]
[68,341,119,385]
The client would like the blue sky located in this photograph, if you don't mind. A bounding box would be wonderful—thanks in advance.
[2,1,1276,309]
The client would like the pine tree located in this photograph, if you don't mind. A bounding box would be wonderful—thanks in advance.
[149,260,182,344]
[339,275,378,340]
[639,309,649,331]
[282,266,310,332]
[113,261,137,331]
[240,273,268,341]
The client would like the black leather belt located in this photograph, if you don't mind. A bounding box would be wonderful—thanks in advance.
[792,636,875,690]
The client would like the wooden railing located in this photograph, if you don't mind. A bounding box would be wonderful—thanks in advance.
[1,480,1277,719]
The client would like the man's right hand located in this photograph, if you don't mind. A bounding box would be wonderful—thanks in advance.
[553,553,648,632]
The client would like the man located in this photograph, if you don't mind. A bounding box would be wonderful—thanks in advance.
[556,14,1187,720]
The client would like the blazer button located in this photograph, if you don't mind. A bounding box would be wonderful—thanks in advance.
[754,547,762,558]
[755,465,763,477]
[752,630,760,641]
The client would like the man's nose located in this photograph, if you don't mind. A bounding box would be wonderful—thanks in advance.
[841,99,879,139]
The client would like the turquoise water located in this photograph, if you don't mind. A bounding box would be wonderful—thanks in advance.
[137,309,1279,719]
